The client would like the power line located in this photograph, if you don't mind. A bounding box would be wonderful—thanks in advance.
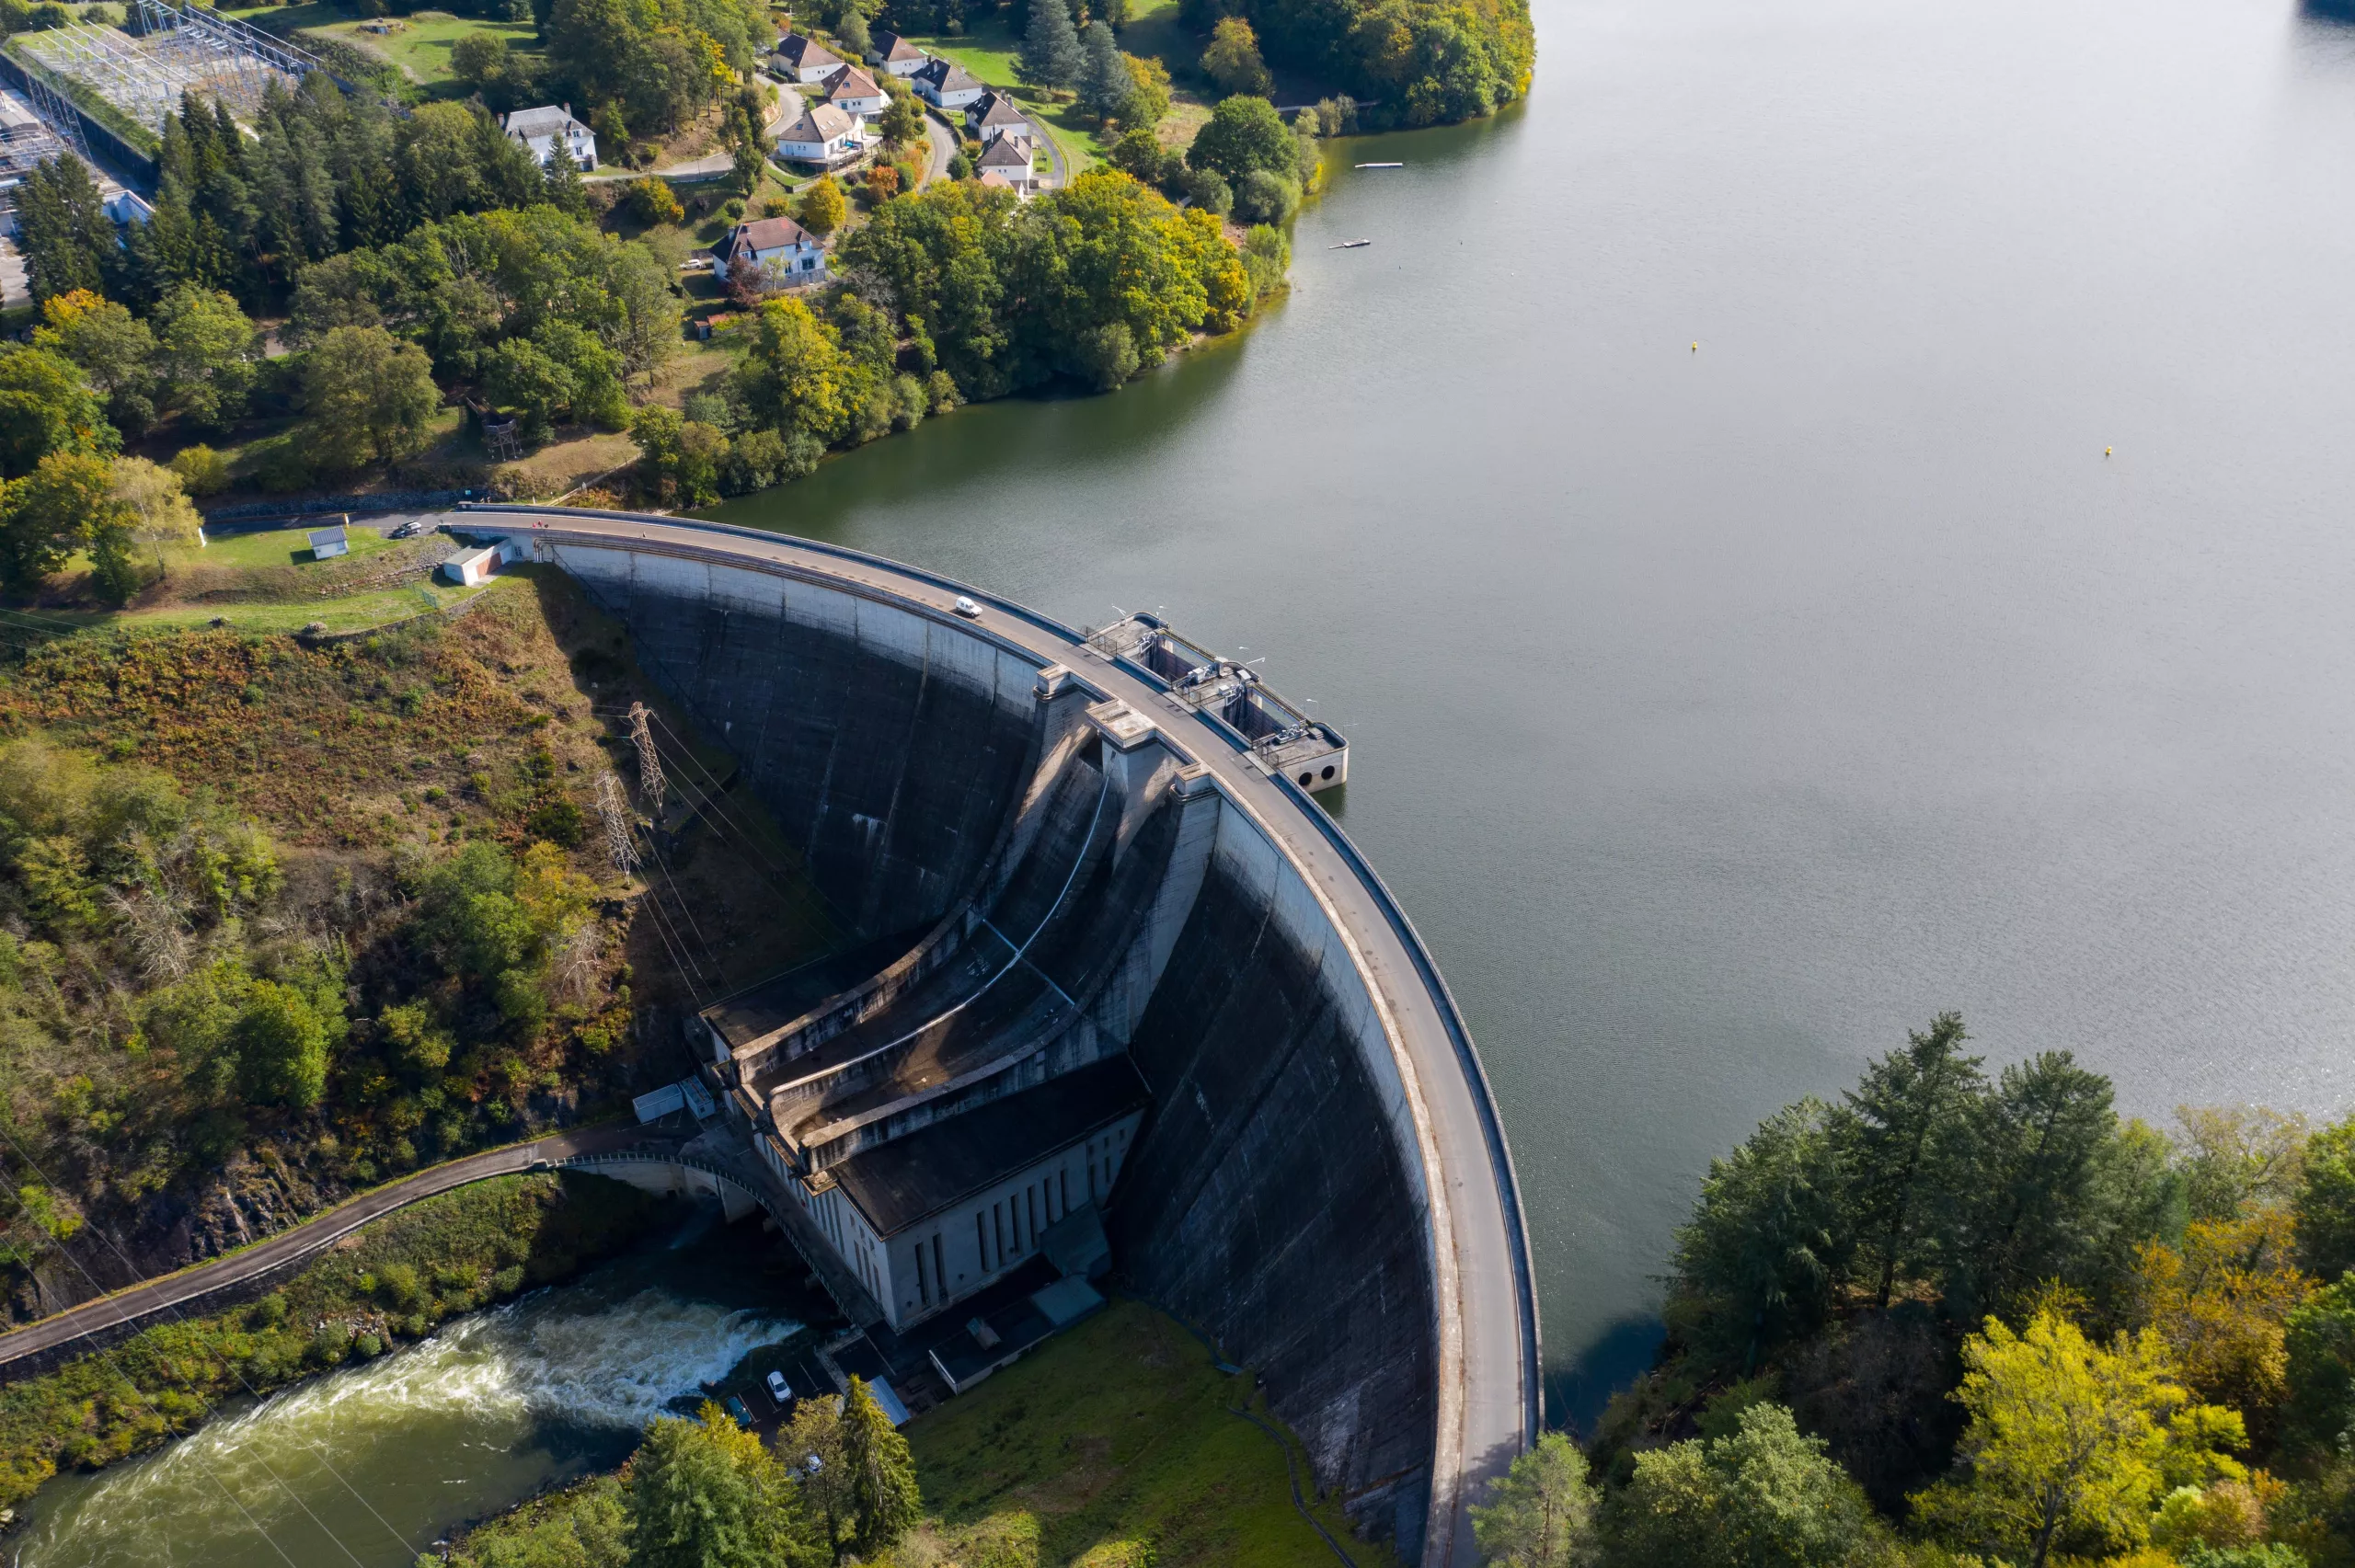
[0,1124,413,1562]
[0,1143,321,1568]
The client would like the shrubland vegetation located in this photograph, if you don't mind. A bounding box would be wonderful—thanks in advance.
[0,1171,663,1505]
[1475,1015,2355,1568]
[0,575,833,1323]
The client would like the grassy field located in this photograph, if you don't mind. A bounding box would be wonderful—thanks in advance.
[185,524,403,571]
[235,5,544,90]
[897,1299,1395,1568]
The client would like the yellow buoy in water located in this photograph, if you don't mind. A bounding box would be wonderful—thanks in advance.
[2105,447,2112,456]
[1691,342,1699,351]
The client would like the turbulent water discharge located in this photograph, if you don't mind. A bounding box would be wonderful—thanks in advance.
[13,1275,799,1568]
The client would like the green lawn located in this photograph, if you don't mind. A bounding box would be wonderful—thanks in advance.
[298,9,544,88]
[898,1299,1396,1568]
[902,19,1101,177]
[119,577,512,636]
[180,523,401,572]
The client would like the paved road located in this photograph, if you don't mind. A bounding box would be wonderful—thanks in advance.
[454,506,1538,1568]
[0,1123,667,1374]
[922,111,955,187]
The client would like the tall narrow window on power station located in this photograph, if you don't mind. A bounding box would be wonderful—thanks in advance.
[975,1212,988,1272]
[935,1232,947,1290]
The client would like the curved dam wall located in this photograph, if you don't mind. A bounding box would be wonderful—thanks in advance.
[468,509,1536,1568]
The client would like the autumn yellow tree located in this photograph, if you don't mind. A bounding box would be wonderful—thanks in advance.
[796,177,845,239]
[1911,1309,2245,1568]
[109,456,201,574]
[2134,1207,2315,1442]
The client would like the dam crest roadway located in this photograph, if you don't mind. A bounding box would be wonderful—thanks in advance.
[450,504,1540,1568]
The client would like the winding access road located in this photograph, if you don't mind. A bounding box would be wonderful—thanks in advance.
[452,504,1540,1568]
[0,1123,667,1377]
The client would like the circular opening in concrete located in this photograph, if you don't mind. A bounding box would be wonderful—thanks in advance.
[1321,766,1336,780]
[1299,773,1313,785]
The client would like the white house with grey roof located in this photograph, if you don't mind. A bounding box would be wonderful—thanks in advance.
[712,214,828,289]
[774,33,844,82]
[500,105,597,169]
[775,102,866,166]
[866,31,927,74]
[964,91,1030,147]
[976,134,1040,191]
[912,55,986,109]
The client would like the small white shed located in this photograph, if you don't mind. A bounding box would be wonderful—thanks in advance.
[307,522,350,559]
[439,539,522,586]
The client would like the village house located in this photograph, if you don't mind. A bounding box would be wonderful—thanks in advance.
[976,134,1040,192]
[819,63,889,118]
[773,33,844,82]
[866,31,927,75]
[775,101,865,166]
[500,105,598,169]
[964,91,1030,147]
[912,55,986,109]
[712,214,828,289]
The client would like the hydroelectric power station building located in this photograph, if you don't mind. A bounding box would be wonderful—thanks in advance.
[454,506,1539,1568]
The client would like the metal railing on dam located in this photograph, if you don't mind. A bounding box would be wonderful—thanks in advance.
[449,502,1542,1568]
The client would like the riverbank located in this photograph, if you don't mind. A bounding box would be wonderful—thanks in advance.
[8,1201,826,1566]
[442,1298,1390,1568]
[0,1172,666,1510]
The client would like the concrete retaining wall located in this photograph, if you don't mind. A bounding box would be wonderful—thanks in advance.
[535,532,1447,1562]
[550,544,1046,938]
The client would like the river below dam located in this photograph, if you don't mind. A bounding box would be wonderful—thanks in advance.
[15,0,2355,1552]
[705,0,2355,1423]
[5,1213,813,1568]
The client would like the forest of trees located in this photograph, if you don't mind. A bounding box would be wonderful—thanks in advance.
[628,169,1273,506]
[1476,1014,2355,1568]
[1178,0,1532,125]
[440,1382,920,1568]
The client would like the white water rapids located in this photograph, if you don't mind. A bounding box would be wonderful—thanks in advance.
[10,1286,800,1568]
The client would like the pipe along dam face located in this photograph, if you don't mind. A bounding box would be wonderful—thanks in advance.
[454,507,1540,1568]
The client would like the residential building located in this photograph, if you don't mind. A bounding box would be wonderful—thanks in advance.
[964,91,1030,147]
[819,63,888,118]
[866,31,926,75]
[500,105,598,170]
[712,213,828,288]
[774,33,844,82]
[977,134,1040,191]
[775,102,865,166]
[912,55,986,109]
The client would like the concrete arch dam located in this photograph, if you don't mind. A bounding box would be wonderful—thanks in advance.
[454,506,1539,1568]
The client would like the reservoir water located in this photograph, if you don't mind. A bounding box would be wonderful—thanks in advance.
[17,0,2355,1552]
[706,0,2355,1424]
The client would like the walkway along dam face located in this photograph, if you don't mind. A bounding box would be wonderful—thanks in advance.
[452,505,1540,1568]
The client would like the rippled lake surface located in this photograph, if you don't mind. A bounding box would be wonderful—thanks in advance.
[707,0,2355,1420]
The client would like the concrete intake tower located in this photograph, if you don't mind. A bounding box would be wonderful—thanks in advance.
[455,506,1540,1568]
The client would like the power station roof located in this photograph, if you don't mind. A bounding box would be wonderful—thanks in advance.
[828,1056,1150,1238]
